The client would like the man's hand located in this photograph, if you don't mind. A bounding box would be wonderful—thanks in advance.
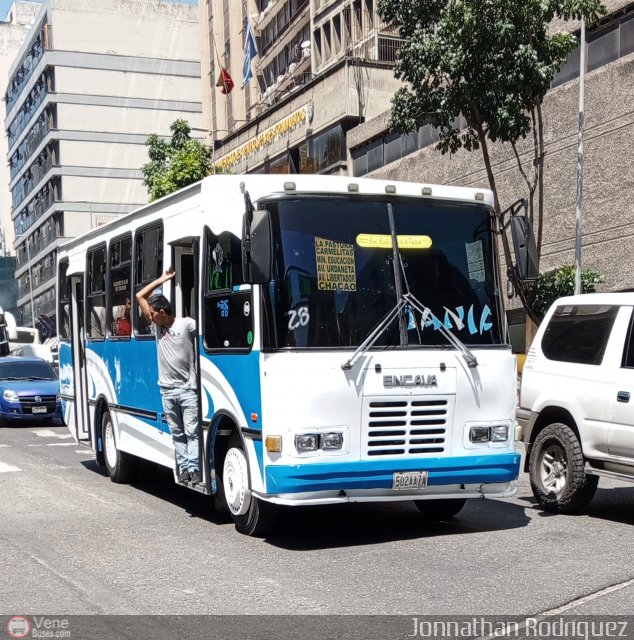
[159,267,176,283]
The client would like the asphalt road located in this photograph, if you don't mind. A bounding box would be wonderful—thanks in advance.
[1,423,633,616]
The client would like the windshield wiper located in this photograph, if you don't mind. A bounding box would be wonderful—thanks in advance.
[25,376,51,381]
[341,202,478,371]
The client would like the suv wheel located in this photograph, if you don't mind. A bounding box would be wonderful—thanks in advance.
[529,422,598,513]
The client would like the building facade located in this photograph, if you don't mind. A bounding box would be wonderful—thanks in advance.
[6,0,202,325]
[200,0,404,175]
[346,0,634,350]
[0,1,39,257]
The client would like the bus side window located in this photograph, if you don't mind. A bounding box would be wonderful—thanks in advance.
[108,234,132,338]
[134,224,163,335]
[58,260,70,341]
[86,244,107,340]
[202,229,252,351]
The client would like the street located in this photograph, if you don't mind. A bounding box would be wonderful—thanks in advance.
[1,423,633,616]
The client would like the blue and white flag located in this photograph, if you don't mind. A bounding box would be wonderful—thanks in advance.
[242,18,258,88]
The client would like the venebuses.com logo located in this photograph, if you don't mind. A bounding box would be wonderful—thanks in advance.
[7,616,31,639]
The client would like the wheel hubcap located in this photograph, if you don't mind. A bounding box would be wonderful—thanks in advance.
[540,444,568,494]
[104,419,117,468]
[223,448,251,516]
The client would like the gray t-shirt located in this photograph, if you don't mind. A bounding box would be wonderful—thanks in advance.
[154,317,197,390]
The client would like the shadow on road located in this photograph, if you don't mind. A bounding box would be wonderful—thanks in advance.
[80,458,234,526]
[263,497,530,550]
[80,456,531,545]
[517,485,634,525]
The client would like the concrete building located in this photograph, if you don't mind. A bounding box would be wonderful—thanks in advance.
[6,0,202,325]
[200,0,404,174]
[346,0,634,350]
[0,2,38,255]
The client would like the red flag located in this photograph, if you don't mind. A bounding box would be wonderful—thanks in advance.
[216,67,234,94]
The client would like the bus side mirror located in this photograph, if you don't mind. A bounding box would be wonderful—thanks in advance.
[242,210,272,284]
[510,214,538,281]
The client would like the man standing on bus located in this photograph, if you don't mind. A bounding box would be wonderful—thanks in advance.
[136,267,200,485]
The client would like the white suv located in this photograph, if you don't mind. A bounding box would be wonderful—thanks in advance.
[518,292,634,512]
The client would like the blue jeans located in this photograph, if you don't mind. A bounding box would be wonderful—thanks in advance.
[161,388,199,473]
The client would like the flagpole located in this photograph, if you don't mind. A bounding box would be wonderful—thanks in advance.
[574,18,586,295]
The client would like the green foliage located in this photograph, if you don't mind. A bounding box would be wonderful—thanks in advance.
[377,0,606,155]
[525,265,605,318]
[142,119,211,202]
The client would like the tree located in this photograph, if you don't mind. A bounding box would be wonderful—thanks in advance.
[377,0,606,317]
[526,265,604,319]
[142,119,211,202]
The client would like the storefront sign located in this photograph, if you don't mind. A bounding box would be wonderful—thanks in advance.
[214,102,312,171]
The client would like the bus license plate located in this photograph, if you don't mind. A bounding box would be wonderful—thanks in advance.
[392,471,428,490]
[32,405,47,414]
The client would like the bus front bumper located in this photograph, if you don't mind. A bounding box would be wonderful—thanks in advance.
[263,453,520,501]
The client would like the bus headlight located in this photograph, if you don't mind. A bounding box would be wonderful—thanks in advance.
[491,425,509,442]
[295,434,319,452]
[469,424,510,443]
[469,427,490,443]
[320,432,343,450]
[3,390,18,402]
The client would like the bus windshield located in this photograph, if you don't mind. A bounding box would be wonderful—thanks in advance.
[260,195,502,350]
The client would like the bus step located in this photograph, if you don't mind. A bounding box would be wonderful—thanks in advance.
[176,478,210,495]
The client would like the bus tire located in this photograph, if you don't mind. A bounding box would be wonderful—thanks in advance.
[529,422,598,513]
[223,441,277,537]
[102,411,136,484]
[414,498,466,521]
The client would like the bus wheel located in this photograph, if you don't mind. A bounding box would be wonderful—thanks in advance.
[223,442,277,537]
[414,498,466,521]
[102,411,136,484]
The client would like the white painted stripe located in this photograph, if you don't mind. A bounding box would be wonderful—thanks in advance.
[46,443,77,447]
[32,429,72,439]
[0,462,20,473]
[0,444,10,448]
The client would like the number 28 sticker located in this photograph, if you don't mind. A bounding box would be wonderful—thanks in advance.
[287,306,310,330]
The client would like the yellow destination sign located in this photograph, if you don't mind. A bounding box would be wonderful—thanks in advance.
[356,234,433,249]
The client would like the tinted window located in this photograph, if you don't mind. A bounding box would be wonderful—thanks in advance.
[134,225,163,336]
[203,228,252,351]
[261,196,501,349]
[109,235,132,337]
[86,245,106,339]
[542,305,618,365]
[58,259,70,341]
[0,360,56,379]
[623,309,634,368]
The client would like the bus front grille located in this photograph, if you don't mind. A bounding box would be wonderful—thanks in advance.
[363,398,449,457]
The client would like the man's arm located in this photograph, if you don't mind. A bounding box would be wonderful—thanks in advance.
[135,267,175,322]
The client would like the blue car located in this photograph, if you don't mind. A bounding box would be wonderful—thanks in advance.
[0,357,62,426]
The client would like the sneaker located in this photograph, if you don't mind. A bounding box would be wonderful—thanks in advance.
[190,470,200,486]
[178,469,189,483]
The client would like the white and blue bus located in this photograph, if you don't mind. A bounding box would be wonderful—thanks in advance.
[58,174,525,536]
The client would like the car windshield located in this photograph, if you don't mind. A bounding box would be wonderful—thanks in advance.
[0,360,57,380]
[260,195,502,349]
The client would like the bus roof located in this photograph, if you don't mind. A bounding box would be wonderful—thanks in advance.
[57,174,494,259]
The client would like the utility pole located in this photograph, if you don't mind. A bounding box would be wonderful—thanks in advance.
[574,19,586,295]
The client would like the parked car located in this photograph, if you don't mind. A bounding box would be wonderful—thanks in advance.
[0,357,62,426]
[518,292,634,513]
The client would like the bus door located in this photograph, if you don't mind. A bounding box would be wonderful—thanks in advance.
[68,275,90,441]
[169,237,204,471]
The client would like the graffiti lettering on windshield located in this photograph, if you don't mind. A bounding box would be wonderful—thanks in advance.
[419,304,493,336]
